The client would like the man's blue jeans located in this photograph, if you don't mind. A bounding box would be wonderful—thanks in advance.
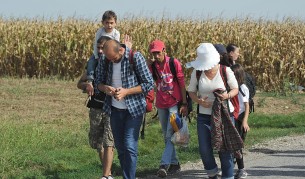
[197,113,234,179]
[157,105,179,166]
[110,107,143,179]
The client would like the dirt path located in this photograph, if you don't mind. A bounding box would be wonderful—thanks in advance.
[140,134,305,179]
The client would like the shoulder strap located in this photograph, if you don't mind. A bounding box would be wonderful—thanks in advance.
[169,57,177,81]
[100,57,109,85]
[195,70,202,114]
[219,65,229,91]
[128,49,135,74]
[196,70,202,83]
[195,70,202,91]
[128,49,143,84]
[239,87,246,97]
[151,62,160,80]
[152,57,176,81]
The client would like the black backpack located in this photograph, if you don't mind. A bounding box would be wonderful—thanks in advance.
[240,72,256,113]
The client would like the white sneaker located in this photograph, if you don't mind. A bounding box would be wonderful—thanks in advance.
[235,169,248,179]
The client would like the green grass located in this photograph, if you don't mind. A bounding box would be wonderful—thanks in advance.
[246,113,305,145]
[1,78,305,178]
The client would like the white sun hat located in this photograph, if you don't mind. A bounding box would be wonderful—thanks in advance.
[185,43,220,71]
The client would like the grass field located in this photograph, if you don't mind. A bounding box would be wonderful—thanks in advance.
[1,78,305,178]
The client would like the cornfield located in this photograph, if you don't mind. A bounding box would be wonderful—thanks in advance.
[1,16,305,92]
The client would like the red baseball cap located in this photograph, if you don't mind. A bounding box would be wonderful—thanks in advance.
[149,40,165,53]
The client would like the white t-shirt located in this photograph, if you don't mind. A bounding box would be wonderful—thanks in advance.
[111,60,127,109]
[238,84,249,114]
[188,65,238,115]
[93,27,120,59]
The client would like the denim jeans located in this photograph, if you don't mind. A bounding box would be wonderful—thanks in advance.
[157,105,179,166]
[197,113,234,179]
[110,107,143,179]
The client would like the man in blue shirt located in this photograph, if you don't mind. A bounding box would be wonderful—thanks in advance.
[96,39,154,179]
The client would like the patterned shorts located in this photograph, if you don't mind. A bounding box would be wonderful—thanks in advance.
[88,108,114,149]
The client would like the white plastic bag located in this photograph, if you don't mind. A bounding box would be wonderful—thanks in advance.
[171,116,190,147]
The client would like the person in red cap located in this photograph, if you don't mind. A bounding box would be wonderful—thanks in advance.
[147,39,188,178]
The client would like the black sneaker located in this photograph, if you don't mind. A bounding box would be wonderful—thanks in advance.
[208,175,219,179]
[167,163,181,175]
[157,165,168,178]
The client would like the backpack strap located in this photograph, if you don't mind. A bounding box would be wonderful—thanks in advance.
[219,64,229,91]
[151,62,160,80]
[219,64,234,114]
[128,49,143,84]
[100,57,110,86]
[169,58,192,121]
[169,57,177,81]
[152,57,176,81]
[128,49,136,75]
[196,70,202,84]
[195,70,202,114]
[239,87,246,97]
[129,49,134,60]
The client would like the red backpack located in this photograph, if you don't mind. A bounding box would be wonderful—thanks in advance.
[145,90,154,112]
[128,50,155,139]
[128,50,154,113]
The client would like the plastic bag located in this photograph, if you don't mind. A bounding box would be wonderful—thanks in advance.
[171,116,190,147]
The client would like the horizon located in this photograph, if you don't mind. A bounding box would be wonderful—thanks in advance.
[1,0,305,22]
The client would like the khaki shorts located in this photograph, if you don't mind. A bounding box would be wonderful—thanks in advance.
[88,108,114,149]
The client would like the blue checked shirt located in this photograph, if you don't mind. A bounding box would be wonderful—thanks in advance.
[93,55,105,94]
[96,46,154,118]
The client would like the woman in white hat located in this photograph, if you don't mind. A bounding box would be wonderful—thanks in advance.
[187,43,241,179]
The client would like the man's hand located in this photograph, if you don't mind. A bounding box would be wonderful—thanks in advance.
[104,85,116,96]
[179,105,188,117]
[86,83,94,96]
[114,87,128,101]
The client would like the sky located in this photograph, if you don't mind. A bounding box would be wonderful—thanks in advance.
[1,0,305,21]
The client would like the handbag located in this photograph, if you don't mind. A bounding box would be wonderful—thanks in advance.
[86,92,106,109]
